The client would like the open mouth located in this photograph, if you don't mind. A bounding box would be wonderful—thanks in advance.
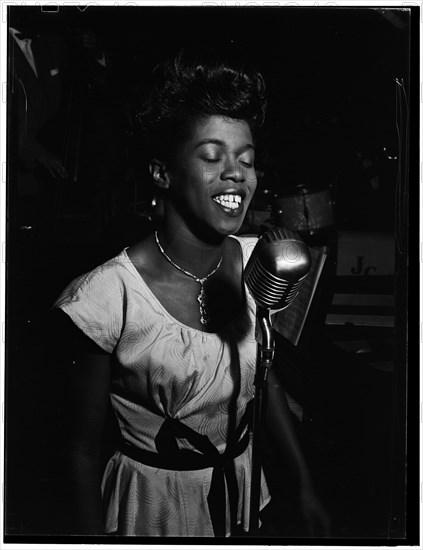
[212,193,243,212]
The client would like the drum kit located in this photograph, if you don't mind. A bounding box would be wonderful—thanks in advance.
[247,182,336,240]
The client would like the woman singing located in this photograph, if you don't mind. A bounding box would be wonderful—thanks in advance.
[53,48,330,537]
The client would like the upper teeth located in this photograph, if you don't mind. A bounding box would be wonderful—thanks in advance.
[213,194,242,209]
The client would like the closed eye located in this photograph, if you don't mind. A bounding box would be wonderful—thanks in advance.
[202,158,221,164]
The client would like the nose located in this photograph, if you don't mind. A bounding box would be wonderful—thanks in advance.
[221,159,246,183]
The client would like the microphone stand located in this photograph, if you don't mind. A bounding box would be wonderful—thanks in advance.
[249,305,274,534]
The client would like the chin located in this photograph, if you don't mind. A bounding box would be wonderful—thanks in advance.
[191,220,241,244]
[214,219,244,236]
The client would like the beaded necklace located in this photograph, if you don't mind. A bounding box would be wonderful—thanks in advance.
[154,231,223,326]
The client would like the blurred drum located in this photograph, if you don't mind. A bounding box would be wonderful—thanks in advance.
[275,185,335,236]
[245,188,277,230]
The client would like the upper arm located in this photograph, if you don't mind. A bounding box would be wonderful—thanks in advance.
[65,351,112,458]
[266,368,284,406]
[265,368,292,428]
[51,267,124,454]
[51,309,113,457]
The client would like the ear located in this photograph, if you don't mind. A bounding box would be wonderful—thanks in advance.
[149,159,170,190]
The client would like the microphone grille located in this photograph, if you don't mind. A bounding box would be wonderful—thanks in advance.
[245,228,311,310]
[261,226,299,243]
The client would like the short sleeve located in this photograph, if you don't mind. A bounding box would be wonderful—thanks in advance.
[52,262,124,354]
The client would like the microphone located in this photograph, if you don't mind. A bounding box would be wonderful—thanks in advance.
[244,227,311,311]
[245,227,312,534]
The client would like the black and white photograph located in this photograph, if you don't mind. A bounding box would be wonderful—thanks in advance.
[2,1,419,546]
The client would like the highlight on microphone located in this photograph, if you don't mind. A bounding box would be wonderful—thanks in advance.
[244,227,312,311]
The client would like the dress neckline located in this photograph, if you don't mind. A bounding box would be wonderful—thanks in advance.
[121,236,255,336]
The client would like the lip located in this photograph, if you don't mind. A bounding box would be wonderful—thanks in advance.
[212,196,245,217]
[210,188,248,218]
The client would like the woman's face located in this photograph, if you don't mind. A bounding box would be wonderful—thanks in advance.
[164,115,257,237]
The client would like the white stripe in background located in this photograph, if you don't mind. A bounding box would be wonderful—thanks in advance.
[331,293,394,307]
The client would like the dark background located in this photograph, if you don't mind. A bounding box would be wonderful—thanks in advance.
[5,5,417,544]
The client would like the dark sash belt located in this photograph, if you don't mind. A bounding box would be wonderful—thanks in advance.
[118,400,253,537]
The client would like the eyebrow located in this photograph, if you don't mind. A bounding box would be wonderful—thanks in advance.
[194,138,255,152]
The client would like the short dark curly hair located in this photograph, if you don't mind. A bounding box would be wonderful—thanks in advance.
[136,48,267,161]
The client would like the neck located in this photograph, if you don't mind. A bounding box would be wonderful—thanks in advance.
[158,222,226,278]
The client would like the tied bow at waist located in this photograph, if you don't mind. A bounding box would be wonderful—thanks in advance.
[118,400,253,537]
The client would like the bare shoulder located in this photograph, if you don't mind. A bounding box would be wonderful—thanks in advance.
[126,233,157,276]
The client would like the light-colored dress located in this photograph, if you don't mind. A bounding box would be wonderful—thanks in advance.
[53,235,271,537]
